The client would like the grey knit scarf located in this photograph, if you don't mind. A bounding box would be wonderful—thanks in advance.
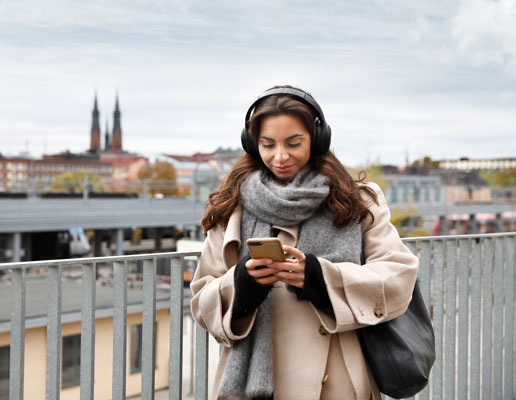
[218,167,362,400]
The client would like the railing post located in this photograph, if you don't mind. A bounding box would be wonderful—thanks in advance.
[432,240,444,399]
[9,268,26,400]
[114,229,124,256]
[444,239,457,399]
[80,263,96,400]
[194,324,208,400]
[169,257,184,400]
[112,261,127,400]
[141,258,157,400]
[46,264,62,400]
[492,237,504,398]
[457,239,470,399]
[470,239,482,400]
[481,238,494,400]
[503,236,515,399]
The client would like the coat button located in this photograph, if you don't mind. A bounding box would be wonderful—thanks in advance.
[321,374,329,384]
[318,325,328,335]
[374,306,384,318]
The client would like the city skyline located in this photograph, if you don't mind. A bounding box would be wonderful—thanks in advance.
[1,0,516,167]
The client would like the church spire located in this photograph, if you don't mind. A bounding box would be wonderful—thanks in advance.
[104,120,111,151]
[112,93,123,152]
[89,93,101,153]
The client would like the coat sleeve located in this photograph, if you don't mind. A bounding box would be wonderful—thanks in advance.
[189,224,257,347]
[313,182,419,334]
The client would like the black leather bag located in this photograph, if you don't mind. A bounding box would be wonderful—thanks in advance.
[357,281,435,399]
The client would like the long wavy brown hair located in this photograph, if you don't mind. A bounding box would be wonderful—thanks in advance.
[201,86,378,232]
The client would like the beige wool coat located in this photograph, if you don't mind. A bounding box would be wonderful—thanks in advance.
[190,182,419,400]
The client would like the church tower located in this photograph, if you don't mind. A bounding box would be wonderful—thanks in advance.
[89,94,101,153]
[104,120,111,151]
[111,94,123,152]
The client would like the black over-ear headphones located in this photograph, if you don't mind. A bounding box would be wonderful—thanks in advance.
[240,87,332,158]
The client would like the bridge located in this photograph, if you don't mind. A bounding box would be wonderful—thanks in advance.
[2,196,515,262]
[0,197,204,262]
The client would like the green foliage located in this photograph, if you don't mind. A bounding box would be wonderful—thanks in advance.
[411,156,440,169]
[50,171,106,193]
[494,168,516,186]
[479,168,516,186]
[479,170,497,185]
[348,165,389,192]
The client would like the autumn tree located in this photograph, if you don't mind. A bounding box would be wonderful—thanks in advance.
[348,165,389,192]
[493,168,516,186]
[137,160,178,196]
[480,168,516,186]
[50,171,106,193]
[411,156,440,169]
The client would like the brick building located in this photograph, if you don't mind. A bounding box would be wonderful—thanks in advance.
[0,94,146,193]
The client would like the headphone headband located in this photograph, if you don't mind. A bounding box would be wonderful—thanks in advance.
[245,87,327,125]
[241,87,332,158]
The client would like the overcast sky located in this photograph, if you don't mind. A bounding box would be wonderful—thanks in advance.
[1,0,515,167]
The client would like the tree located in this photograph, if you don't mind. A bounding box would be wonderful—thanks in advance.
[50,171,106,193]
[412,156,440,169]
[348,165,389,192]
[493,168,516,186]
[137,161,178,196]
[480,168,516,186]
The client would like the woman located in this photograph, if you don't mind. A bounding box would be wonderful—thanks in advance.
[190,86,418,400]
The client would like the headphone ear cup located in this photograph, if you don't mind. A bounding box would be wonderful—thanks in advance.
[311,117,320,156]
[241,126,259,157]
[311,117,331,156]
[321,123,331,154]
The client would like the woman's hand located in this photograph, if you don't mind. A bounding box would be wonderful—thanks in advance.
[273,245,306,288]
[245,257,280,287]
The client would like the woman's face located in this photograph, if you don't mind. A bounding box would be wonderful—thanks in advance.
[257,114,311,180]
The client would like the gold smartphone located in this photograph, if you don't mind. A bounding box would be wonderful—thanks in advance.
[246,238,285,262]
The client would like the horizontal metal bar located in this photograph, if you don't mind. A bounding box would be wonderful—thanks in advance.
[3,232,516,271]
[0,250,202,271]
[403,231,516,242]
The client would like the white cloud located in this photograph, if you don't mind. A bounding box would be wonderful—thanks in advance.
[452,0,516,74]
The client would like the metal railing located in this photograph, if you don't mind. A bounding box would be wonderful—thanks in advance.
[1,232,515,399]
[0,251,207,400]
[402,232,515,400]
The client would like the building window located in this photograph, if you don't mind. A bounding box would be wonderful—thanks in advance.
[0,346,9,400]
[129,323,156,374]
[62,334,81,389]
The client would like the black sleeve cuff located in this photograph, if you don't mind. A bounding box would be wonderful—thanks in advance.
[232,255,272,320]
[287,254,332,311]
